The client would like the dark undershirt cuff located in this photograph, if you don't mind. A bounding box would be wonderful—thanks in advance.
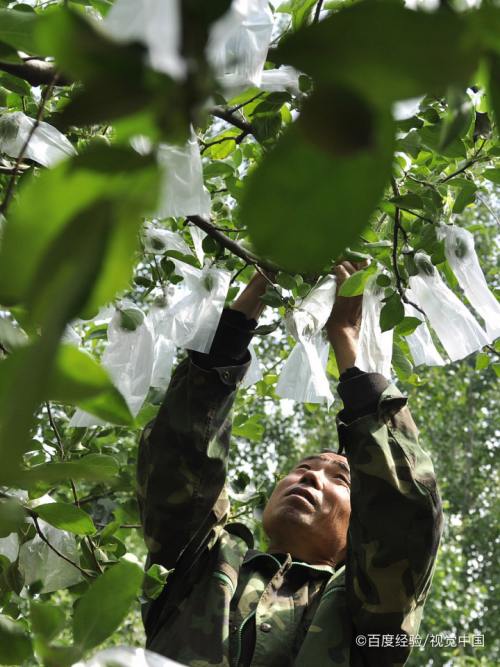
[337,367,389,422]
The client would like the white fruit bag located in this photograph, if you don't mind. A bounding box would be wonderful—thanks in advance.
[18,519,82,593]
[208,0,274,90]
[103,0,185,80]
[70,305,155,426]
[276,276,337,407]
[408,253,489,362]
[147,307,177,390]
[0,112,76,167]
[143,225,192,256]
[241,343,263,388]
[157,132,211,219]
[439,225,500,341]
[355,275,393,377]
[73,647,184,667]
[164,263,231,353]
[259,66,301,93]
[403,292,445,367]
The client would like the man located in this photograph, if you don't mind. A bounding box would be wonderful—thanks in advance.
[137,263,443,667]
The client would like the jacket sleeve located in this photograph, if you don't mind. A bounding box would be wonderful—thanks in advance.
[137,310,254,570]
[337,373,444,665]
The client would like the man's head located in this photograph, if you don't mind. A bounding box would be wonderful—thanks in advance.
[262,450,351,567]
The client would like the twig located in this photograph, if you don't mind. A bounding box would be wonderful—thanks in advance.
[30,512,92,579]
[396,207,434,224]
[313,0,325,23]
[46,403,103,574]
[0,75,58,215]
[200,132,248,154]
[391,180,427,318]
[230,263,249,284]
[187,215,279,273]
[229,92,264,114]
[439,139,487,184]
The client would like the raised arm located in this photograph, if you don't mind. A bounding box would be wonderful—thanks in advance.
[137,273,269,571]
[327,263,444,665]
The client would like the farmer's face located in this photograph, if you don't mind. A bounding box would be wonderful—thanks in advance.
[262,453,351,566]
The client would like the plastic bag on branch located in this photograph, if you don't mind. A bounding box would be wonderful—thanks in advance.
[408,253,489,362]
[18,519,82,593]
[259,66,301,94]
[143,224,192,256]
[163,263,231,353]
[438,224,500,341]
[208,0,274,90]
[0,112,76,167]
[157,131,211,220]
[103,0,185,80]
[0,534,19,563]
[74,647,184,667]
[241,343,263,388]
[355,276,393,377]
[148,307,177,390]
[70,304,155,427]
[276,276,337,407]
[403,293,445,367]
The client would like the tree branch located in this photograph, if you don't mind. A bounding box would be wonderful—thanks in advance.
[187,215,279,273]
[0,59,70,86]
[314,0,325,23]
[211,106,255,135]
[391,180,427,318]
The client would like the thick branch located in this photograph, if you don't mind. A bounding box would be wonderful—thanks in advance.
[0,59,70,86]
[187,215,278,273]
[211,106,255,135]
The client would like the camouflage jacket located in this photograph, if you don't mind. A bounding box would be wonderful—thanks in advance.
[137,329,443,667]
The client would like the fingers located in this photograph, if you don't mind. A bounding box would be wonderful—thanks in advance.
[334,259,368,284]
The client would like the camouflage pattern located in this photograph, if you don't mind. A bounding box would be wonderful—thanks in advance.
[137,357,443,666]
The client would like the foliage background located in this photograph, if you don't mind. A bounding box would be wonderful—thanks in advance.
[0,0,498,666]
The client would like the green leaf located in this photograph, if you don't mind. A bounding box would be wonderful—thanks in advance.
[24,454,119,486]
[439,88,474,151]
[36,502,95,536]
[276,272,299,290]
[233,414,265,442]
[30,601,66,642]
[0,147,158,312]
[118,307,144,332]
[482,168,500,184]
[475,352,490,371]
[278,0,317,31]
[0,72,31,95]
[338,265,376,296]
[143,564,171,601]
[73,560,143,650]
[0,498,26,538]
[0,9,39,53]
[276,3,479,106]
[395,316,422,337]
[452,181,477,214]
[259,286,285,308]
[390,193,424,210]
[0,614,32,665]
[380,293,405,332]
[203,161,234,179]
[392,342,413,380]
[242,92,394,271]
